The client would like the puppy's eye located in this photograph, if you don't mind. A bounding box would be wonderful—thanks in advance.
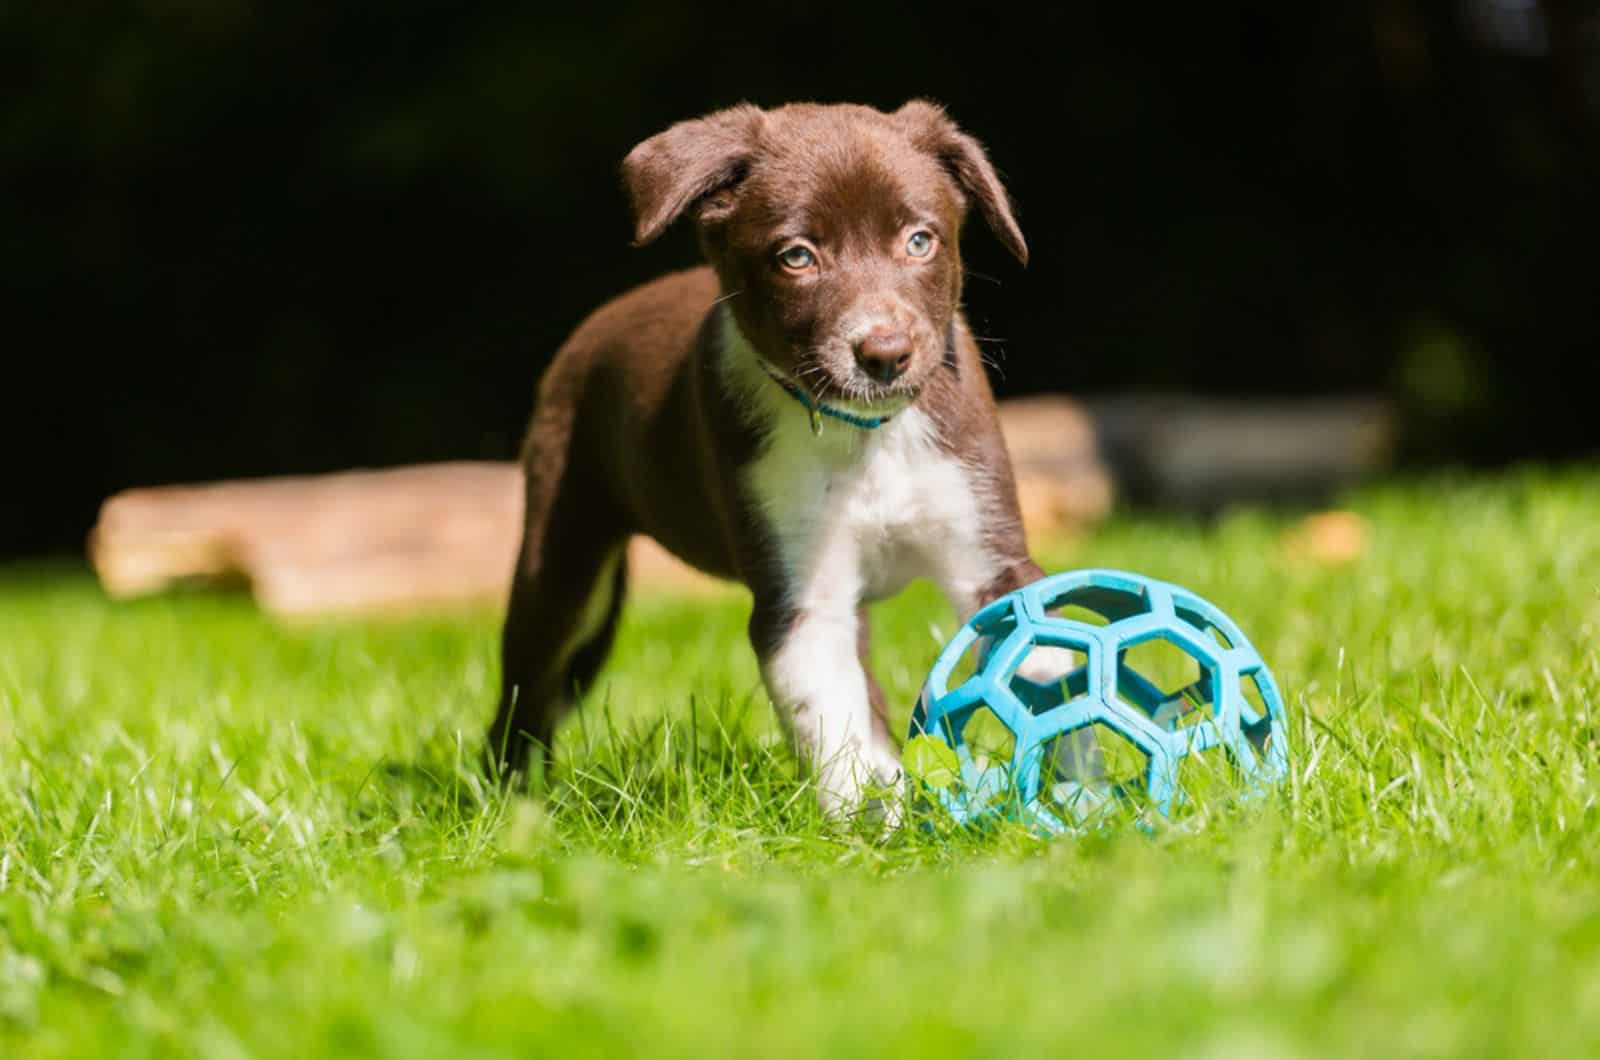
[777,245,816,271]
[906,230,936,258]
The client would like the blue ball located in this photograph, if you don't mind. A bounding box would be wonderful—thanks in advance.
[909,569,1290,834]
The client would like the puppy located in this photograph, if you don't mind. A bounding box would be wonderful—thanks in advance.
[489,100,1063,817]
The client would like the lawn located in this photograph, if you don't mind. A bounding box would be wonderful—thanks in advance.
[3,468,1599,1059]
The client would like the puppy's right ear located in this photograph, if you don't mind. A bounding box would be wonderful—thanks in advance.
[894,99,1028,267]
[621,105,763,246]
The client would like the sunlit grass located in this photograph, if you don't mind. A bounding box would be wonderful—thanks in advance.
[2,467,1599,1057]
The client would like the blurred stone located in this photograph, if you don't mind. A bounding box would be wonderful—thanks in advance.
[1087,393,1395,512]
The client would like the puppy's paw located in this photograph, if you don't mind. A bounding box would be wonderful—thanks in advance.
[815,757,906,839]
[856,789,906,840]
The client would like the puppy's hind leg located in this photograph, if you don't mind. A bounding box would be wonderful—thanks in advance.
[564,551,628,700]
[487,431,628,782]
[489,529,626,782]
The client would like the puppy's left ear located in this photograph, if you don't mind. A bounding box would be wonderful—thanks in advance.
[621,104,764,246]
[895,100,1028,267]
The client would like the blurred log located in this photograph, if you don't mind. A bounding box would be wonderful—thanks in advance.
[91,463,739,617]
[995,395,1115,537]
[88,397,1112,618]
[90,463,526,617]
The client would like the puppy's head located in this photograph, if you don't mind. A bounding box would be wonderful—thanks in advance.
[622,101,1027,409]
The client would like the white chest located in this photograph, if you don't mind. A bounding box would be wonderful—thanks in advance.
[744,407,993,613]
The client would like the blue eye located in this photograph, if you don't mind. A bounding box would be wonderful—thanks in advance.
[778,245,816,270]
[907,230,935,258]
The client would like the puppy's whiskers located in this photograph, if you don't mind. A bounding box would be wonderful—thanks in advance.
[795,362,832,396]
[971,333,1008,378]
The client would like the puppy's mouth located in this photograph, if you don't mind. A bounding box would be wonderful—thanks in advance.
[757,359,924,427]
[788,364,924,414]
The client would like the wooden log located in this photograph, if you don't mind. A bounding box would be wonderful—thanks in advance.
[90,463,528,617]
[995,395,1115,535]
[87,397,1113,619]
[91,463,746,618]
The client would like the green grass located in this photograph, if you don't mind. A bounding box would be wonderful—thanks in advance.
[3,468,1600,1058]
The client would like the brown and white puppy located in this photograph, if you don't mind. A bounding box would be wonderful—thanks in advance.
[489,100,1060,816]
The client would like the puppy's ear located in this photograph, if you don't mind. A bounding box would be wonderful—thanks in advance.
[895,100,1028,266]
[621,105,764,247]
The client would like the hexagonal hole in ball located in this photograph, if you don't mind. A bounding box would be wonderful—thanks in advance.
[1117,632,1215,731]
[1035,723,1148,823]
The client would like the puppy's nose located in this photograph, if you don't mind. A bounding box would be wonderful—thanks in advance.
[853,329,913,383]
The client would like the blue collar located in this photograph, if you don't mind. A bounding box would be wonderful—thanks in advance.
[759,363,893,436]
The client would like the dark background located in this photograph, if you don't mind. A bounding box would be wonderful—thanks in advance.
[4,1,1597,559]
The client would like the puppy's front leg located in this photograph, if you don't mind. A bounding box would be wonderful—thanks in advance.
[752,600,902,818]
